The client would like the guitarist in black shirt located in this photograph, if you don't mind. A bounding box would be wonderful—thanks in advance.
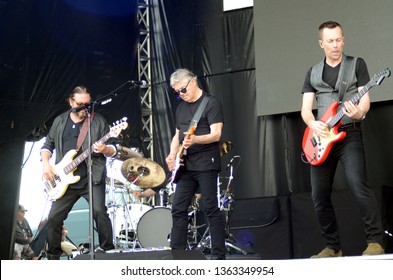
[166,69,226,259]
[41,85,117,259]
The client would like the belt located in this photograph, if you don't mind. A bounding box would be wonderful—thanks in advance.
[338,122,361,132]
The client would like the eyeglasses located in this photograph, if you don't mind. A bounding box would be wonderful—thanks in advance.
[174,78,193,95]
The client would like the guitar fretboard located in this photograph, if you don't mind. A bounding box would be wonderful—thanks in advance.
[327,83,370,128]
[63,132,112,175]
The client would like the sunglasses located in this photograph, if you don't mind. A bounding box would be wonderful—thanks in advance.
[72,98,90,107]
[174,78,193,95]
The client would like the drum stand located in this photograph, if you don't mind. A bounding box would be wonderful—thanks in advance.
[106,159,140,250]
[195,163,247,255]
[106,158,122,248]
[186,199,206,250]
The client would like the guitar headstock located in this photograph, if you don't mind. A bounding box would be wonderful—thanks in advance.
[109,117,128,138]
[370,68,391,86]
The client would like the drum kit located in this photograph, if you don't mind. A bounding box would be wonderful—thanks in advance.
[105,145,170,249]
[105,141,245,255]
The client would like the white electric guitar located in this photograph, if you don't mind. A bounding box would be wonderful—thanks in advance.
[43,118,128,200]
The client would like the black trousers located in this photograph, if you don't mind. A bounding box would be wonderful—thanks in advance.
[170,170,226,258]
[46,184,114,257]
[311,128,383,251]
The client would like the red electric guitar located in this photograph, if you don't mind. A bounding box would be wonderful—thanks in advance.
[302,68,391,166]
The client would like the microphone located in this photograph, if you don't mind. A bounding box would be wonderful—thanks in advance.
[71,103,91,113]
[129,80,147,86]
[225,155,240,170]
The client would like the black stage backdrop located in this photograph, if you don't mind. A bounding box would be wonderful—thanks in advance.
[1,0,392,259]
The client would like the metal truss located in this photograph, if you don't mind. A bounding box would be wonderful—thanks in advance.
[137,0,153,159]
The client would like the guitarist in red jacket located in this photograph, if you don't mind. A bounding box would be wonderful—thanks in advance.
[301,21,384,258]
[166,68,226,259]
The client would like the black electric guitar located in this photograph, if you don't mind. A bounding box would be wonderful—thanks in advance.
[302,68,391,166]
[43,118,128,200]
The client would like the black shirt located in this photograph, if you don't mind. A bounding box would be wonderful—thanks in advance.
[175,92,224,171]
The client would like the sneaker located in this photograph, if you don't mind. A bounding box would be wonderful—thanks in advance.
[310,247,342,258]
[362,243,384,255]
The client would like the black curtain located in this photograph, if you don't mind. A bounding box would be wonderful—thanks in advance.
[0,0,140,259]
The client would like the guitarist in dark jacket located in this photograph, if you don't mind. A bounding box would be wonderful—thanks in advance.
[301,21,384,257]
[41,85,116,259]
[166,68,226,259]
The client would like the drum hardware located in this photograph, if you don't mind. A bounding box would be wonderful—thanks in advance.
[116,145,143,160]
[195,155,247,255]
[159,188,167,207]
[186,198,206,250]
[166,182,176,207]
[115,202,152,249]
[106,156,144,249]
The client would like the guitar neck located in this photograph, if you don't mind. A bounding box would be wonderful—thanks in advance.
[177,123,197,159]
[328,83,370,128]
[63,132,112,175]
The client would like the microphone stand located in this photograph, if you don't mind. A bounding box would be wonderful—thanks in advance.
[85,103,95,259]
[94,80,140,106]
[81,81,138,259]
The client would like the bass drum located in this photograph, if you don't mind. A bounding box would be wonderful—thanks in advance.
[137,207,172,248]
[113,203,152,239]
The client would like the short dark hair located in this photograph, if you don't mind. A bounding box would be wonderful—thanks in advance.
[67,85,90,101]
[318,21,343,38]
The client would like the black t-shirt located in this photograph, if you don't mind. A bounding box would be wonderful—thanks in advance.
[175,92,224,171]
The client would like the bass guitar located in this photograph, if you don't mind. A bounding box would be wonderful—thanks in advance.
[43,117,128,200]
[302,68,391,166]
[170,123,197,184]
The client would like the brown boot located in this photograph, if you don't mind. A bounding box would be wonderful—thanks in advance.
[362,243,384,255]
[310,247,342,258]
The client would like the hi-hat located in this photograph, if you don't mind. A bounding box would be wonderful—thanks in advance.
[116,146,143,161]
[121,158,165,188]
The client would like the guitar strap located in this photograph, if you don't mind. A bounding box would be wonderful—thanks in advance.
[76,112,95,152]
[337,56,354,102]
[188,95,210,130]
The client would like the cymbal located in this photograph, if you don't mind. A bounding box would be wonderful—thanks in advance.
[219,140,233,156]
[116,146,143,161]
[121,158,165,188]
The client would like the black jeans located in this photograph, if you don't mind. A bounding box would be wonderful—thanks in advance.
[170,170,226,258]
[46,184,114,257]
[310,127,383,250]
